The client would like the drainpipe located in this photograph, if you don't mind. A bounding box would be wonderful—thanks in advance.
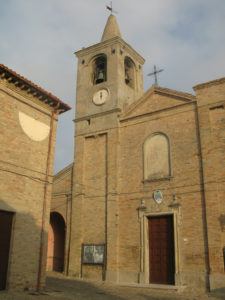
[37,103,59,293]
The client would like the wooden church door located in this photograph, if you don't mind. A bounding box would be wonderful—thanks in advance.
[0,211,13,290]
[148,215,175,284]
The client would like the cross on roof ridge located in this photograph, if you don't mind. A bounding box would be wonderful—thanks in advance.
[147,65,164,86]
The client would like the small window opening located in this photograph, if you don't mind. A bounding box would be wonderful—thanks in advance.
[93,56,107,85]
[124,57,135,88]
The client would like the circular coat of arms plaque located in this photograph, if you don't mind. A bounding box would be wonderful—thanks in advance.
[153,190,163,204]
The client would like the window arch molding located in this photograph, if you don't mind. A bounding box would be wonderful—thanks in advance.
[90,53,107,85]
[143,132,172,181]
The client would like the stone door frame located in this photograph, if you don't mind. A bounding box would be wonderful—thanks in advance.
[138,210,181,285]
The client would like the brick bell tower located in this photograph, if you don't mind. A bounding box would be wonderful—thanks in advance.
[74,14,145,133]
[69,14,145,281]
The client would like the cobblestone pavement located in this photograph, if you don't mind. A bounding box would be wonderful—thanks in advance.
[0,272,225,300]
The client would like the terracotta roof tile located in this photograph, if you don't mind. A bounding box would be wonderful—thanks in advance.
[0,64,71,113]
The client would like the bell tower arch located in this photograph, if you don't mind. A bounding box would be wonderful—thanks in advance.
[92,54,107,85]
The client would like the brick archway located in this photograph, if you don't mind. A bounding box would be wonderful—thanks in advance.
[47,212,65,272]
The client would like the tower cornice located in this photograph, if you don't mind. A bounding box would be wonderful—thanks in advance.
[75,36,145,65]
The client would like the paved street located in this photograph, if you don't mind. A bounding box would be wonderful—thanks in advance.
[0,272,224,300]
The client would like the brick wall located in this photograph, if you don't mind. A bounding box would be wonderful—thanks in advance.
[194,78,225,290]
[52,78,225,292]
[0,77,59,291]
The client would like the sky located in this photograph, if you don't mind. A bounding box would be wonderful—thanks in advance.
[1,0,225,174]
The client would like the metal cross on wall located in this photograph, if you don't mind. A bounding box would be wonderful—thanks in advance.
[147,65,164,86]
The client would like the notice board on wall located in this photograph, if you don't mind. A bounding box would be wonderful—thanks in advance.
[82,244,105,265]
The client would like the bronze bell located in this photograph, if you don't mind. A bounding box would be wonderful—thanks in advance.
[95,70,104,84]
[125,69,130,84]
[97,70,104,80]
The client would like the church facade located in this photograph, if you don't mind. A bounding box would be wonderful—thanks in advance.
[50,15,225,292]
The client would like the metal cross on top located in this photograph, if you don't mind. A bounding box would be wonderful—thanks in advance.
[147,65,164,86]
[106,1,118,14]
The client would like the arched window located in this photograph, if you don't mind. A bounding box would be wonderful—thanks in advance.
[93,55,107,85]
[143,133,171,180]
[124,56,135,88]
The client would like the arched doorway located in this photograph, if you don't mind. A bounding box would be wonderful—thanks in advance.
[47,212,65,272]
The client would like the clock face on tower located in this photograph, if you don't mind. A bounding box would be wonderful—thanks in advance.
[93,89,109,105]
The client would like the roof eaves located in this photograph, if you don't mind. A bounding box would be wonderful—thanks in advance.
[0,64,71,114]
[193,77,225,91]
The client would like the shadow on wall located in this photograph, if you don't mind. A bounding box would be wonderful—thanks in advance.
[210,287,225,300]
[219,214,225,231]
[0,199,47,292]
